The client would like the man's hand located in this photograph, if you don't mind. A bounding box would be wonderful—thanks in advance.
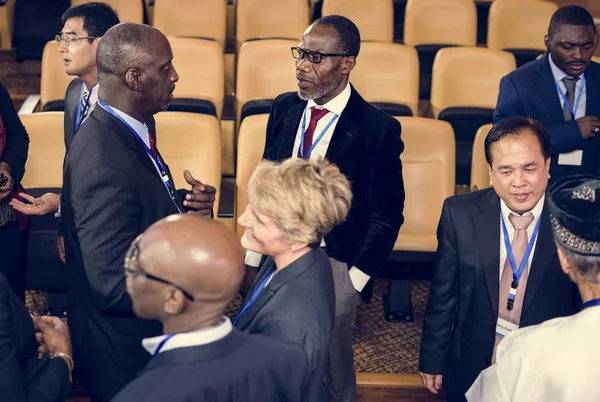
[57,236,66,264]
[576,116,600,139]
[0,162,13,201]
[182,170,216,217]
[419,372,443,395]
[33,315,72,358]
[9,192,60,215]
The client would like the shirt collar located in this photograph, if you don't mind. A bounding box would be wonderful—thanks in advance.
[548,53,585,82]
[142,316,233,355]
[306,81,351,115]
[500,194,546,226]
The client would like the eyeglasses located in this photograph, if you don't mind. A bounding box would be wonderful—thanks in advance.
[291,47,351,64]
[124,235,196,302]
[55,33,95,47]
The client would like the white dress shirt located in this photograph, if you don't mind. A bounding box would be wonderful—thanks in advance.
[80,82,99,126]
[498,195,545,279]
[466,306,600,402]
[142,317,233,355]
[548,54,586,119]
[245,83,370,292]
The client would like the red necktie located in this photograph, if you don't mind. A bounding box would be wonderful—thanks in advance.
[148,132,157,157]
[299,107,329,159]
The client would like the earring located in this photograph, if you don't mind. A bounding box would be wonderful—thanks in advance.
[291,246,296,252]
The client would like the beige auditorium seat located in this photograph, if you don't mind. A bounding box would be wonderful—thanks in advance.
[70,0,143,23]
[393,117,455,252]
[593,56,600,64]
[0,0,15,50]
[235,114,269,236]
[236,0,309,49]
[40,41,75,111]
[19,112,65,189]
[471,123,492,192]
[321,0,393,42]
[153,112,222,217]
[351,42,419,117]
[168,37,224,119]
[487,0,558,66]
[153,0,226,49]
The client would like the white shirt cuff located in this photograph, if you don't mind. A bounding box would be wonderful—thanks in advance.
[245,250,263,267]
[348,266,370,292]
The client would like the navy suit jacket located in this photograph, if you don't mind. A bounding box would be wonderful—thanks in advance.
[494,53,600,183]
[111,328,308,402]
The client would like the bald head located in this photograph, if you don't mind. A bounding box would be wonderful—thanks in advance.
[139,215,245,307]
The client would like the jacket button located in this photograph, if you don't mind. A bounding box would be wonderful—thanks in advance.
[484,357,491,365]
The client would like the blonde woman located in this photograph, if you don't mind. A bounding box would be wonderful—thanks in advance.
[236,158,352,401]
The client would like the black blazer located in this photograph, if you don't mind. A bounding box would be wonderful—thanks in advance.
[419,188,579,400]
[235,248,335,402]
[494,53,600,183]
[263,87,405,301]
[0,273,70,402]
[61,106,186,400]
[0,81,28,186]
[112,328,309,402]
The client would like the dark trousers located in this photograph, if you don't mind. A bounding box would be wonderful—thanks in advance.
[0,221,28,298]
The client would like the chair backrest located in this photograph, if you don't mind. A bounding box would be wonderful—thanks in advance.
[153,112,222,216]
[431,47,516,118]
[592,56,600,64]
[351,42,419,116]
[40,41,74,110]
[169,37,224,119]
[236,0,309,49]
[471,123,492,192]
[0,0,15,50]
[235,114,269,236]
[321,0,393,42]
[153,0,226,49]
[70,0,144,23]
[19,112,65,189]
[236,39,297,125]
[403,0,477,46]
[394,117,455,252]
[487,0,558,51]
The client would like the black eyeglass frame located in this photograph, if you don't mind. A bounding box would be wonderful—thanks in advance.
[55,34,96,47]
[124,235,196,302]
[290,46,352,64]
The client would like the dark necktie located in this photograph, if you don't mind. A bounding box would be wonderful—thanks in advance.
[148,132,158,158]
[299,107,329,159]
[562,76,579,121]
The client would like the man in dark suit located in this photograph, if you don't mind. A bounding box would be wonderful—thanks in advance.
[60,23,217,402]
[113,215,308,402]
[419,117,579,401]
[247,15,405,402]
[494,6,600,184]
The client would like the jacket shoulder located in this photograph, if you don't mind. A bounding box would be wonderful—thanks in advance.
[272,91,301,109]
[444,187,496,211]
[504,57,543,83]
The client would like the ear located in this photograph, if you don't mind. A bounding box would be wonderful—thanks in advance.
[544,35,551,51]
[342,56,356,75]
[544,157,551,179]
[487,163,493,185]
[164,288,185,315]
[125,68,142,92]
[556,246,573,277]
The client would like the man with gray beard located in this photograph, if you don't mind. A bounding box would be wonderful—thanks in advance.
[245,15,405,402]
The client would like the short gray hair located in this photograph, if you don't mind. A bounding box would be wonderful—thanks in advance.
[558,244,600,284]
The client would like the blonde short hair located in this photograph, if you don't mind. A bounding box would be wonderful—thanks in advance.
[248,158,352,246]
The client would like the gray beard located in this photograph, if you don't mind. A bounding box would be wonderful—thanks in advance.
[297,77,341,102]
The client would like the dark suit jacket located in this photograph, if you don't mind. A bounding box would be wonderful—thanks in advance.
[0,273,70,402]
[494,53,600,183]
[419,188,579,401]
[112,328,309,402]
[263,87,405,301]
[235,248,335,402]
[61,106,186,400]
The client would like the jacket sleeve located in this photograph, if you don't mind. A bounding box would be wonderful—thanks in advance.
[0,83,29,184]
[352,118,405,278]
[419,198,460,374]
[71,166,139,312]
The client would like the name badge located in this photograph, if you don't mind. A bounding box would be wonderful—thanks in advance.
[161,173,170,183]
[558,150,583,166]
[496,317,519,339]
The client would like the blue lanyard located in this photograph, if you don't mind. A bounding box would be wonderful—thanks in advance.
[583,298,600,309]
[153,333,175,356]
[75,83,96,133]
[555,76,585,120]
[501,215,541,287]
[233,266,276,325]
[98,98,182,213]
[299,108,338,159]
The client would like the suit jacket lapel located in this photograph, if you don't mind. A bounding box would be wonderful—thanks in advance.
[522,202,556,316]
[533,54,563,122]
[473,190,501,317]
[325,87,360,164]
[277,101,305,160]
